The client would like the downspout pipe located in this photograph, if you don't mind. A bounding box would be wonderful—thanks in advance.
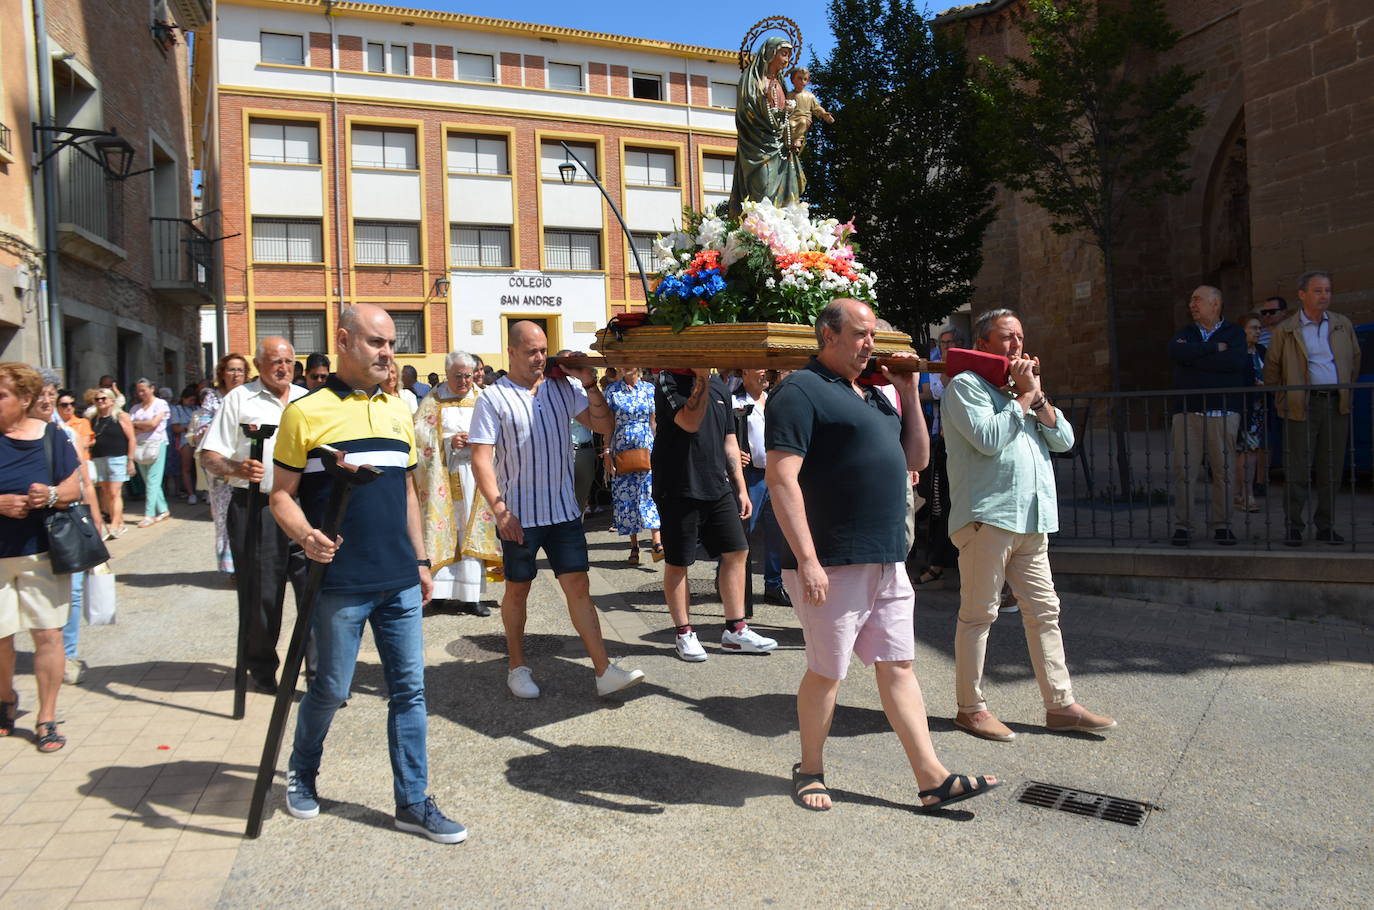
[212,0,227,357]
[325,1,345,321]
[32,0,61,371]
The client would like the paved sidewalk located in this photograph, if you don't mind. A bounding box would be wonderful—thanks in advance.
[1,503,1370,908]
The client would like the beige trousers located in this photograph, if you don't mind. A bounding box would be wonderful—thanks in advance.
[1170,412,1240,533]
[951,522,1074,714]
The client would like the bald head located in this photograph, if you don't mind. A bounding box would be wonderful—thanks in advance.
[506,320,549,386]
[255,335,296,395]
[336,303,396,390]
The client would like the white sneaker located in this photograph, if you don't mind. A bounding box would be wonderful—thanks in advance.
[721,624,778,653]
[507,666,540,699]
[675,631,708,662]
[595,662,645,697]
[187,493,198,505]
[64,658,85,685]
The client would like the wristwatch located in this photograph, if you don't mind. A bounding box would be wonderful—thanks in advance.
[416,558,432,568]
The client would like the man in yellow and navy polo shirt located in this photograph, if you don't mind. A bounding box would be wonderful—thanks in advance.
[269,303,464,845]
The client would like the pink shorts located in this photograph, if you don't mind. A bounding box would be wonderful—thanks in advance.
[782,562,916,680]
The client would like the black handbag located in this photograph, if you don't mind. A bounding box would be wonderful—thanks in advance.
[41,424,109,575]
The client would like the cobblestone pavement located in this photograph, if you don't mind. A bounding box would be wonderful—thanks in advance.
[1,503,1370,908]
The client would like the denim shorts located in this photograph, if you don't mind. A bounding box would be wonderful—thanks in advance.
[500,518,590,583]
[93,456,128,482]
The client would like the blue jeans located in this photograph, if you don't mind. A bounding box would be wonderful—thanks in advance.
[64,571,84,659]
[289,584,428,808]
[137,443,168,517]
[743,467,784,590]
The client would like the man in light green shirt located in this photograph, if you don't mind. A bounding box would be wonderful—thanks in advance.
[941,309,1117,743]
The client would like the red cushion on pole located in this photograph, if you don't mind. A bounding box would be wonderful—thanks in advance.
[944,348,1010,387]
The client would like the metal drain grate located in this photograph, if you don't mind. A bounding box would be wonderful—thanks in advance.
[1016,781,1153,827]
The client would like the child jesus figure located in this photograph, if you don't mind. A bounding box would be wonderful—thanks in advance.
[785,66,835,155]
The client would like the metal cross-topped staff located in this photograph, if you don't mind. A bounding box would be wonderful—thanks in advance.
[233,422,278,721]
[244,445,382,839]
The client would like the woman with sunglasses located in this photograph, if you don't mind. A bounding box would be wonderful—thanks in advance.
[201,353,250,574]
[88,386,136,539]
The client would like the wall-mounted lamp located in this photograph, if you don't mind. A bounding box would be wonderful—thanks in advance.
[558,160,577,185]
[432,276,451,298]
[31,125,141,180]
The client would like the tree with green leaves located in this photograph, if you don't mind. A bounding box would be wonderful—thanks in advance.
[804,0,997,339]
[974,0,1204,393]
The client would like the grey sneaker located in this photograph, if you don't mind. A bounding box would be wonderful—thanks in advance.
[395,795,467,844]
[285,769,320,819]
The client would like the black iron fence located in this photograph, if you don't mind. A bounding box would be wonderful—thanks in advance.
[1048,382,1374,550]
[55,144,123,246]
[151,216,214,292]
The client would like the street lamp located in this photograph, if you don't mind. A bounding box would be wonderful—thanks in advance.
[432,275,451,298]
[31,125,142,180]
[555,141,654,302]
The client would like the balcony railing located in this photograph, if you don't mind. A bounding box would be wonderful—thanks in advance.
[151,216,214,297]
[55,144,123,247]
[1043,382,1374,551]
[0,123,12,156]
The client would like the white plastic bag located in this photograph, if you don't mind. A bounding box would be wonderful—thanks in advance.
[83,563,117,626]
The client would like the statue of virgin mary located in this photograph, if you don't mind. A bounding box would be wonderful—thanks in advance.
[728,35,804,216]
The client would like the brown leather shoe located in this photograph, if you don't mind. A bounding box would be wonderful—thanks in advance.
[1046,705,1118,733]
[954,710,1017,742]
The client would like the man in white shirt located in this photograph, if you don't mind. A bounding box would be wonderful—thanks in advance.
[200,336,308,693]
[470,321,645,700]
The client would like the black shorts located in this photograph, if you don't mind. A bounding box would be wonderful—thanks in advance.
[657,492,748,567]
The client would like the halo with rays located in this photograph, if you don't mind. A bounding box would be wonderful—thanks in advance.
[738,16,803,71]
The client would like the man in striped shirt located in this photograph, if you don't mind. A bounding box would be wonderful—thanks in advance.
[470,321,645,700]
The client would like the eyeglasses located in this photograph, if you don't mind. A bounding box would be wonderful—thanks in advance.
[452,373,474,380]
[57,401,75,408]
[1260,308,1281,315]
[95,397,112,402]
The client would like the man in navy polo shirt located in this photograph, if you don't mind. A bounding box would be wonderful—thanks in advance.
[766,297,997,813]
[270,303,464,844]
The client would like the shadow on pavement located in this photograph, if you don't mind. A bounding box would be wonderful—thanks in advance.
[117,570,234,590]
[71,659,238,719]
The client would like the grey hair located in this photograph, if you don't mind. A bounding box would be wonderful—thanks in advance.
[814,300,848,348]
[445,351,476,372]
[37,367,61,389]
[134,377,155,389]
[1297,270,1331,292]
[937,326,967,347]
[973,308,1020,342]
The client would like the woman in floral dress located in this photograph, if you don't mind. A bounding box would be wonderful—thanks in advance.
[603,367,661,561]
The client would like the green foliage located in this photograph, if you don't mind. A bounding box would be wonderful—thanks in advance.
[804,0,998,337]
[974,0,1204,247]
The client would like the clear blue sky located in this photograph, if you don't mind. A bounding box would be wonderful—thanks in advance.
[370,1,840,65]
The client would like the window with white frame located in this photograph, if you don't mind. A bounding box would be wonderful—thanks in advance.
[260,32,304,66]
[544,231,600,271]
[392,312,424,354]
[624,148,676,187]
[456,52,495,83]
[354,221,420,265]
[446,134,508,175]
[249,121,320,164]
[540,140,597,180]
[703,155,734,194]
[629,233,670,273]
[450,225,512,267]
[548,62,583,91]
[631,72,662,101]
[252,218,323,263]
[351,128,416,169]
[256,311,325,352]
[364,42,408,74]
[710,81,737,109]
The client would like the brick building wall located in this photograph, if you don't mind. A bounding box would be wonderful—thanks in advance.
[219,90,736,368]
[38,0,203,390]
[938,0,1374,393]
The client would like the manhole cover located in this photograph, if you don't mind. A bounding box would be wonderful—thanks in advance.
[1016,781,1153,827]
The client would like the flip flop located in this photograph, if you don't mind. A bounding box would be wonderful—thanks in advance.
[917,773,999,813]
[0,693,16,736]
[791,762,831,811]
[136,517,156,528]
